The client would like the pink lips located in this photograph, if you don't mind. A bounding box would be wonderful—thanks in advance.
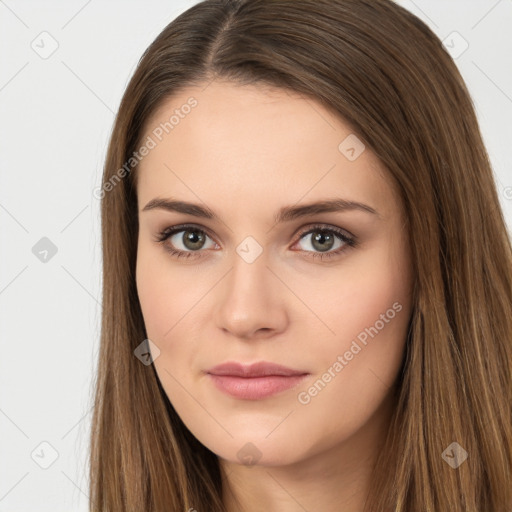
[206,361,309,400]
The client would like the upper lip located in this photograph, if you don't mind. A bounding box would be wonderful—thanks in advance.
[207,361,308,378]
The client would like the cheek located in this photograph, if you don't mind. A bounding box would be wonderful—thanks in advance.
[136,244,193,340]
[299,239,412,412]
[136,263,170,339]
[292,287,410,456]
[135,244,207,380]
[318,276,409,389]
[298,235,411,356]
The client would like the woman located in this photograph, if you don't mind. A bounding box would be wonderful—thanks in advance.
[90,0,512,510]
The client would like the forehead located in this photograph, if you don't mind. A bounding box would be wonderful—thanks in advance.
[144,80,353,151]
[136,80,398,220]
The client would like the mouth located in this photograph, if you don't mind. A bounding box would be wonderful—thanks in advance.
[206,361,310,400]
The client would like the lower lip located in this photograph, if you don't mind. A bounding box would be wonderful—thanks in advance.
[207,374,309,400]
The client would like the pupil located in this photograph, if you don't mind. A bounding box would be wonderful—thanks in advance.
[184,230,205,250]
[312,231,334,252]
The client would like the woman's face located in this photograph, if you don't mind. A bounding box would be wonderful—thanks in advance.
[135,80,413,468]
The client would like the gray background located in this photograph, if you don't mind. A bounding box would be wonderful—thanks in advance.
[0,1,511,510]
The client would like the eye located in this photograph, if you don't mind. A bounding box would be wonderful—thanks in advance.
[292,224,356,260]
[155,224,217,259]
[154,223,357,261]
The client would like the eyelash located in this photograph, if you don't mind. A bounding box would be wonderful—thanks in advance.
[154,223,357,261]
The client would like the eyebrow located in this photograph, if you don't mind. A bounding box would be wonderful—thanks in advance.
[142,197,380,223]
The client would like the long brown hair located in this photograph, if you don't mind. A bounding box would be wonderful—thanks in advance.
[90,1,512,510]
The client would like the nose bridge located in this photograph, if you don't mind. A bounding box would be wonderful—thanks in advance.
[227,240,272,301]
[213,238,287,337]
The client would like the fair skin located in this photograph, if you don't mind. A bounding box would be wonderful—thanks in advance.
[135,79,413,512]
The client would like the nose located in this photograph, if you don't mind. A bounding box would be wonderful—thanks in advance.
[213,250,289,340]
